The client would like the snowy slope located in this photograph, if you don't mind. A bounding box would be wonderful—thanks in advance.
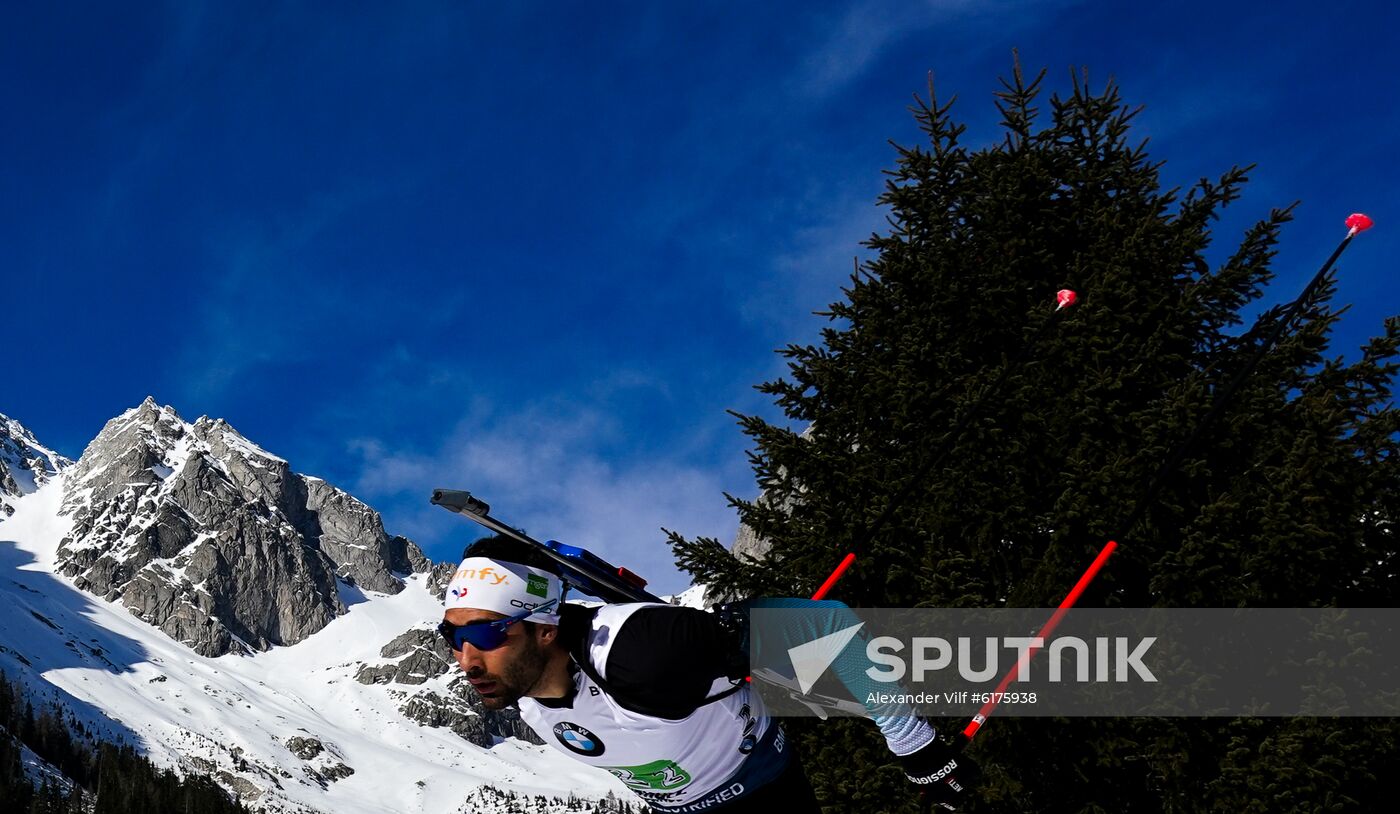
[667,583,711,610]
[0,413,72,517]
[0,478,638,813]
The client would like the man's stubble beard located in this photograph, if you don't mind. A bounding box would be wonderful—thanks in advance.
[475,633,550,710]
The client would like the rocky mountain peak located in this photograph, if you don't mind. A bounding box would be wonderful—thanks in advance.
[55,398,430,657]
[1,412,73,517]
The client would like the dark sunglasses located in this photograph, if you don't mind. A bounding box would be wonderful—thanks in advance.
[438,598,559,652]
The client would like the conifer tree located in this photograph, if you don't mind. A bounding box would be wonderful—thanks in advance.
[669,61,1399,812]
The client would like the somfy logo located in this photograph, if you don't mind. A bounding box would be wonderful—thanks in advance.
[451,565,509,585]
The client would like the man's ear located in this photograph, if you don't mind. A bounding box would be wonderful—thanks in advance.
[536,623,559,645]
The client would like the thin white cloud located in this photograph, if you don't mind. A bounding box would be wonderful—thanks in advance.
[742,181,889,332]
[347,400,745,596]
[792,0,1081,100]
[794,0,978,98]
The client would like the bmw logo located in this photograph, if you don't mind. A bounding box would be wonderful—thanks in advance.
[553,722,605,757]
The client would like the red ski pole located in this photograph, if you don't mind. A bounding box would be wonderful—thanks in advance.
[959,213,1372,743]
[812,552,856,600]
[961,540,1117,742]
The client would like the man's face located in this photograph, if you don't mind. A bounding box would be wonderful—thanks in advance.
[442,607,550,710]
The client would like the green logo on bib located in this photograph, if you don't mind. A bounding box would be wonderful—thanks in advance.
[606,759,692,792]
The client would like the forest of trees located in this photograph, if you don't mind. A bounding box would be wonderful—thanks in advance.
[0,669,246,814]
[670,62,1398,813]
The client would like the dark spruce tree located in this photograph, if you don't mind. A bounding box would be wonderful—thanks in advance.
[668,63,1399,813]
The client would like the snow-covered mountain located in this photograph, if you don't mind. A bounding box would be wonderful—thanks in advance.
[0,402,640,813]
[1,413,72,518]
[57,397,431,657]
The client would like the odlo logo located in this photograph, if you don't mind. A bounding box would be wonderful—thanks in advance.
[553,722,605,757]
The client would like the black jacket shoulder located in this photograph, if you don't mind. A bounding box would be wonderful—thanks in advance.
[560,603,737,719]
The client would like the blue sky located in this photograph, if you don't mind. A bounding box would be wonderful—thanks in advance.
[4,1,1396,594]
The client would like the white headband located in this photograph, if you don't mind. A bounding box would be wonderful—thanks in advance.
[443,556,563,624]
